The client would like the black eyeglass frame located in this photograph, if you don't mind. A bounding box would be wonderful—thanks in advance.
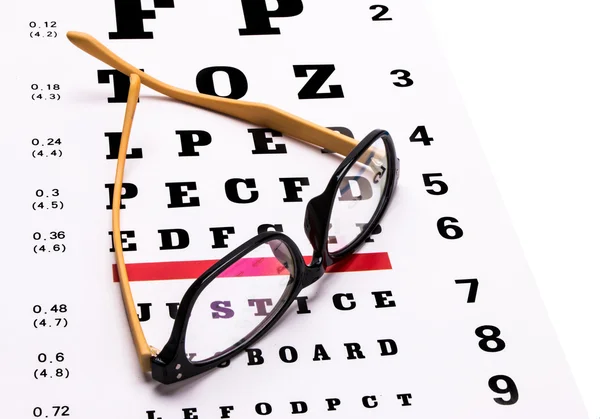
[151,128,399,384]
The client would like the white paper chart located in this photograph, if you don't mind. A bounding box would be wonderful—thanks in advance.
[0,1,591,418]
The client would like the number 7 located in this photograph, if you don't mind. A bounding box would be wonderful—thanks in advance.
[455,278,478,303]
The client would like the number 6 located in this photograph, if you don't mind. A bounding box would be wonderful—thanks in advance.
[437,217,463,239]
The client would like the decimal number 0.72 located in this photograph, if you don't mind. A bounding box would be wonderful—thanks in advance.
[32,405,69,417]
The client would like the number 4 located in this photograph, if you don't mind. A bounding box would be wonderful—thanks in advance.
[455,278,478,303]
[410,125,433,146]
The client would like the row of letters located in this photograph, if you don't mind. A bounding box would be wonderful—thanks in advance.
[194,338,400,367]
[136,290,395,321]
[145,391,412,419]
[97,66,411,104]
[109,221,381,252]
[109,0,391,40]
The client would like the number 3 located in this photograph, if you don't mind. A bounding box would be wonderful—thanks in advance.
[391,69,414,87]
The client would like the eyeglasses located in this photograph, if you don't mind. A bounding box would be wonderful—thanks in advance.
[67,31,400,384]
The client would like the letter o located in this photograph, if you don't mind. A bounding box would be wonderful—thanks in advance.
[255,402,273,415]
[196,66,248,99]
[279,346,298,363]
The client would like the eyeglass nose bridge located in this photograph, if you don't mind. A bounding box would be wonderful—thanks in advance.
[303,192,333,259]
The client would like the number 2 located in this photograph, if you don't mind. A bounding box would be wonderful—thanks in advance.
[370,5,392,21]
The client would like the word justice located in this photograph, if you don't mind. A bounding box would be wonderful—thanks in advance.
[136,290,396,322]
[145,392,413,419]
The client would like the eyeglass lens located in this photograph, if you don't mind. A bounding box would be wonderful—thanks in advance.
[184,239,296,363]
[328,137,389,253]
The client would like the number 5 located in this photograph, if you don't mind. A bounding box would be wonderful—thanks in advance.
[423,173,448,195]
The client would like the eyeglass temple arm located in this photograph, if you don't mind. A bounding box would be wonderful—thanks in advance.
[112,73,157,373]
[66,31,362,157]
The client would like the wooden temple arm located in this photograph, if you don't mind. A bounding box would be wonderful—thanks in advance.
[66,31,359,156]
[111,73,157,372]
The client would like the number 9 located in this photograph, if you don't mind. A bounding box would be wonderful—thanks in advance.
[488,375,519,405]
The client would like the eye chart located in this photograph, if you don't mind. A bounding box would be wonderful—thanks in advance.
[0,0,591,418]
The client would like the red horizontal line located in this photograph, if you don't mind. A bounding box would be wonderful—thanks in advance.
[112,252,392,282]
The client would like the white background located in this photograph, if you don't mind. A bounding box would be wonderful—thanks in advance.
[1,1,595,417]
[424,1,600,417]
